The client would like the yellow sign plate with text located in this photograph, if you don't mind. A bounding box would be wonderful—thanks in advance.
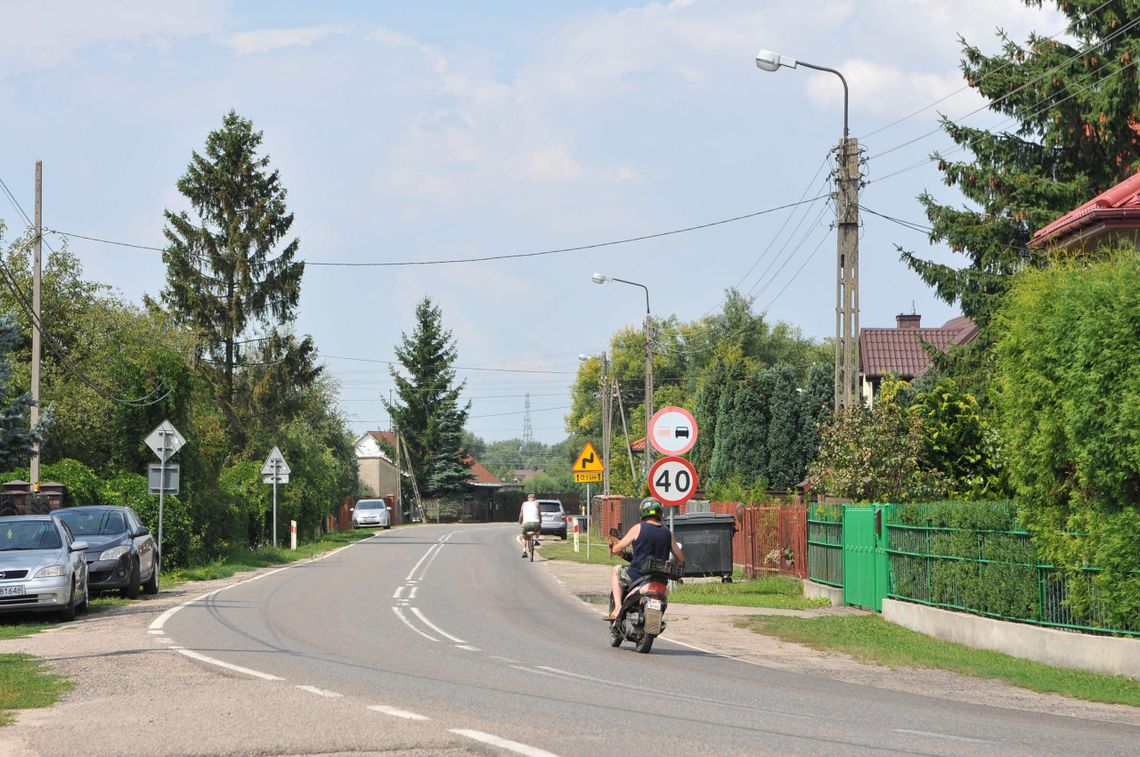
[574,471,603,483]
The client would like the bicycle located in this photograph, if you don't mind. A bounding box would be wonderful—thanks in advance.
[525,530,538,561]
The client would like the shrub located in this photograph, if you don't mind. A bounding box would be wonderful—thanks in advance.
[994,251,1140,630]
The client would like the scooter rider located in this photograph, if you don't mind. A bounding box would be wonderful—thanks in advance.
[603,498,685,621]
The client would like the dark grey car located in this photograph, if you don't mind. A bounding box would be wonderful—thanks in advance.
[53,506,159,598]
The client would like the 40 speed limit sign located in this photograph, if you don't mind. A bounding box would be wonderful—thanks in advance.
[647,456,698,507]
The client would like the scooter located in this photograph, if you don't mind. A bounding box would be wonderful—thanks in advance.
[606,528,684,654]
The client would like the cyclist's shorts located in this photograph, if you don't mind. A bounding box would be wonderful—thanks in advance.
[521,521,540,535]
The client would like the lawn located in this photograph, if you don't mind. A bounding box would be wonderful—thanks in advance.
[536,534,625,567]
[738,613,1140,707]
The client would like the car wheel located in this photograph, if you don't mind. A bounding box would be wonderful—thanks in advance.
[77,587,89,614]
[121,559,141,599]
[59,580,77,622]
[142,557,160,595]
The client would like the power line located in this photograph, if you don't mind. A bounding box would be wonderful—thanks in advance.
[319,353,576,375]
[44,196,827,268]
[865,8,1140,160]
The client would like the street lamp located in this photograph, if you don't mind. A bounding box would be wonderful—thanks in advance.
[756,49,861,410]
[592,273,653,480]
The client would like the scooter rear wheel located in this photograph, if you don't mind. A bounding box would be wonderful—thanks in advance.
[635,633,655,653]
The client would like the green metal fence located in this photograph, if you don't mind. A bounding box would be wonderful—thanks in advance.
[807,514,843,587]
[886,523,1138,637]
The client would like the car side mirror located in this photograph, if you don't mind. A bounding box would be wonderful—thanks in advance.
[71,540,90,552]
[134,527,150,537]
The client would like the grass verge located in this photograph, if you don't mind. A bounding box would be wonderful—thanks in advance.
[738,614,1140,707]
[166,528,379,585]
[671,575,830,610]
[540,538,828,610]
[0,653,73,726]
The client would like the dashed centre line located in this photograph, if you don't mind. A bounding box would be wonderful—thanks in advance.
[368,705,431,721]
[450,729,560,757]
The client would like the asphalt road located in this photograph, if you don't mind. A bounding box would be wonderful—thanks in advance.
[160,524,1140,756]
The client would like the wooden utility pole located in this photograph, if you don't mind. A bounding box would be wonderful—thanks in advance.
[835,138,861,410]
[394,427,403,522]
[613,379,637,482]
[30,161,42,489]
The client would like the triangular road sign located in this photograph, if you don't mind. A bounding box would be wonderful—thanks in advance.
[261,446,291,476]
[572,442,604,473]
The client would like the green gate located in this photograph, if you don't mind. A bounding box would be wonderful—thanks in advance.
[842,504,893,611]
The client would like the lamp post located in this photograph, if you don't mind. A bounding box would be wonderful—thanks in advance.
[756,49,861,410]
[592,273,653,479]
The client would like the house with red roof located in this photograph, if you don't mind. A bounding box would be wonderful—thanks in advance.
[859,313,978,406]
[1030,170,1140,251]
[353,431,503,521]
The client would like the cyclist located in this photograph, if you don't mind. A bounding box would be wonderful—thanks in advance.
[603,498,684,620]
[518,494,541,558]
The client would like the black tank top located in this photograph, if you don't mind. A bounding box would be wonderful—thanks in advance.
[630,521,671,579]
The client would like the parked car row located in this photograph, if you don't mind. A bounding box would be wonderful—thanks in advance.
[0,506,160,623]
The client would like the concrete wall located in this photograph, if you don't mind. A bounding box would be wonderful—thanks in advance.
[804,580,843,606]
[882,598,1140,679]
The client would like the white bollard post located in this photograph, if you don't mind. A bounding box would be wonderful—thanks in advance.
[572,514,580,552]
[290,520,297,551]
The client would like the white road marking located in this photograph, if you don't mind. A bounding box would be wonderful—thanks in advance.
[450,729,559,757]
[408,585,418,599]
[405,543,442,582]
[455,644,481,652]
[174,647,284,681]
[410,607,466,643]
[393,586,405,599]
[297,685,342,698]
[368,705,430,721]
[157,637,174,644]
[147,629,164,635]
[893,729,993,744]
[392,606,439,642]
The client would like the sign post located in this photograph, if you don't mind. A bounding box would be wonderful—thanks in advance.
[647,407,699,532]
[145,420,186,578]
[572,442,606,560]
[261,447,291,548]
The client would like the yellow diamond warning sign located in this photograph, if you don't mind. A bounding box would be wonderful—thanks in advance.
[572,442,604,474]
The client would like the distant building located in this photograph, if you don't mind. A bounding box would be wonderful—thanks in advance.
[859,313,978,406]
[353,431,401,500]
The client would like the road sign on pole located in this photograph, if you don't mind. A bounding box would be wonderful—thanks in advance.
[262,447,291,548]
[647,456,698,507]
[572,442,605,483]
[648,406,698,457]
[147,463,180,494]
[144,420,185,582]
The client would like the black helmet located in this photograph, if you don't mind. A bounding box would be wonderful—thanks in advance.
[639,497,663,521]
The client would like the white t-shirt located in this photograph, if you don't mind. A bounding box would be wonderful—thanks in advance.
[521,500,540,523]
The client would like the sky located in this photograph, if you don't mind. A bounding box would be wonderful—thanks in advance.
[0,0,1068,445]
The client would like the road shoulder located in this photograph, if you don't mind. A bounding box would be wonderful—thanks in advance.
[541,557,1140,726]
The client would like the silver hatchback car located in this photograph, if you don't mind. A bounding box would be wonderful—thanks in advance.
[0,514,90,621]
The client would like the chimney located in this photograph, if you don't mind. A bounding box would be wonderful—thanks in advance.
[896,313,921,329]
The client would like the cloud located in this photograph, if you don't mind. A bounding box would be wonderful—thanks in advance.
[0,0,225,73]
[223,25,347,56]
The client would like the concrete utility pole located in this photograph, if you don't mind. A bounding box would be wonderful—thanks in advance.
[643,312,653,479]
[835,137,861,410]
[755,50,861,410]
[601,352,611,496]
[30,161,42,489]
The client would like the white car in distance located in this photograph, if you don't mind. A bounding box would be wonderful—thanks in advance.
[351,499,391,529]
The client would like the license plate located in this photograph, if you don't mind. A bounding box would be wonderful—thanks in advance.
[0,585,25,597]
[645,598,662,611]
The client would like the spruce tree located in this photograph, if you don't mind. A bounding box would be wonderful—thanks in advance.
[902,1,1140,390]
[162,111,304,426]
[764,364,801,491]
[0,312,42,469]
[384,298,471,498]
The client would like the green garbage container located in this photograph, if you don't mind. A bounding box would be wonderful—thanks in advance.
[670,512,736,581]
